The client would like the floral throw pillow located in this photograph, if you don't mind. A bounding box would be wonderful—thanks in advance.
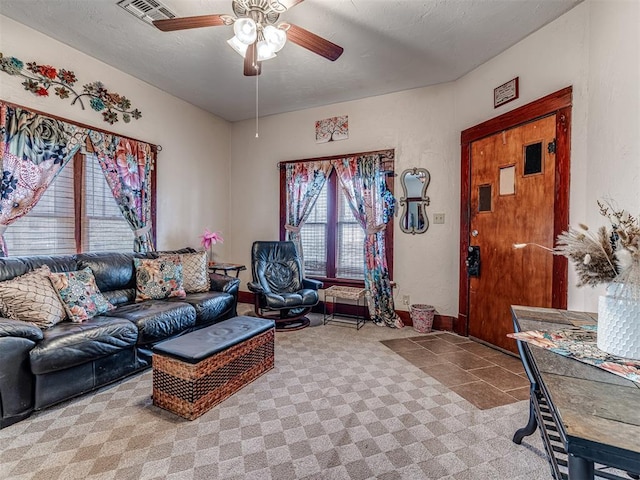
[134,256,186,302]
[49,267,116,323]
[0,265,66,329]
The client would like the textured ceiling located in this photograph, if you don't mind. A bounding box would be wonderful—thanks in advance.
[0,0,581,122]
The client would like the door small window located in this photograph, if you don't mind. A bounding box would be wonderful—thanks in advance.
[524,142,543,175]
[478,184,492,212]
[499,165,516,196]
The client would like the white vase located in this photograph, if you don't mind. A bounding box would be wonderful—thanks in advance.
[597,287,640,360]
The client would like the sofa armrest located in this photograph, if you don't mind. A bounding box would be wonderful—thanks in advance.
[0,321,39,427]
[302,278,323,290]
[0,318,43,342]
[209,273,240,295]
[247,281,266,294]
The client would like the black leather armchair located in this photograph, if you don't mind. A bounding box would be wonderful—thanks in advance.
[248,241,323,330]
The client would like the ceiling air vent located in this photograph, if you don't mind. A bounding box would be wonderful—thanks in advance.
[117,0,176,26]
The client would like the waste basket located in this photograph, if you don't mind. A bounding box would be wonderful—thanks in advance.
[410,304,435,333]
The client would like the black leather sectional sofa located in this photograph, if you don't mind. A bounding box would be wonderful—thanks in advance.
[0,249,240,428]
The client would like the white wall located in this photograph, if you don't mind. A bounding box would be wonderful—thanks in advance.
[0,15,231,256]
[3,0,637,316]
[454,0,639,312]
[229,0,640,316]
[229,84,459,314]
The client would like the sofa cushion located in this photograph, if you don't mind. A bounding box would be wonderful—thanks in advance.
[134,256,186,302]
[102,288,136,306]
[0,265,66,329]
[49,268,116,322]
[29,316,138,375]
[76,252,141,293]
[171,251,210,294]
[168,291,235,326]
[108,301,196,345]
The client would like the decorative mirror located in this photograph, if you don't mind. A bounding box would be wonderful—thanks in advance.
[399,168,430,234]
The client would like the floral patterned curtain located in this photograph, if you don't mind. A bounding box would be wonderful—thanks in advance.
[88,131,154,252]
[285,160,333,261]
[332,154,402,328]
[0,103,87,256]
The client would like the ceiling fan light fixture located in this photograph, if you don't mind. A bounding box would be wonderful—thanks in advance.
[227,36,249,57]
[256,40,276,61]
[263,25,287,52]
[233,17,257,44]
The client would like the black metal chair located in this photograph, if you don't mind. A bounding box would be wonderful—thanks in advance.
[247,241,323,331]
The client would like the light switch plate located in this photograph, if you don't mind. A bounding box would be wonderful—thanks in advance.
[433,213,445,224]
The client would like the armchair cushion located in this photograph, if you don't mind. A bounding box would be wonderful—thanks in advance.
[264,289,318,309]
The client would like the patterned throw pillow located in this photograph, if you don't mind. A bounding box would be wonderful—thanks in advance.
[0,265,66,329]
[166,251,210,294]
[49,267,116,323]
[134,256,186,302]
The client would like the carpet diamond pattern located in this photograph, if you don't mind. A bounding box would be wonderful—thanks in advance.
[0,311,552,479]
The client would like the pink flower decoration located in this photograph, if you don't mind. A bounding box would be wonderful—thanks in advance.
[200,229,223,250]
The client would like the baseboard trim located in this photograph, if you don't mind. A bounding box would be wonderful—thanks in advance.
[238,291,253,305]
[239,291,456,333]
[397,310,455,332]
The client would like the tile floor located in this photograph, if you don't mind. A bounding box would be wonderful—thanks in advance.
[381,332,531,410]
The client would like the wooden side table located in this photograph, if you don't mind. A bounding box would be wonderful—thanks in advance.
[208,262,246,278]
[323,285,367,330]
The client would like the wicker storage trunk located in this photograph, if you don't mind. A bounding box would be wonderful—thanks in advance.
[152,324,274,420]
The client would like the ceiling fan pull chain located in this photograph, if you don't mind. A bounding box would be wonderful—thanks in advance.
[255,68,259,138]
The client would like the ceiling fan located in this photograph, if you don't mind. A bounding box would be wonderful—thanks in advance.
[153,0,344,76]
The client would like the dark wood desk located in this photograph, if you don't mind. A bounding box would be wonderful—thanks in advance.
[511,306,640,480]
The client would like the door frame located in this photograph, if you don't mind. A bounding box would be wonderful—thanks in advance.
[456,86,572,336]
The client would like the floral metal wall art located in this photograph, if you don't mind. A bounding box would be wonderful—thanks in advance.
[315,115,348,143]
[0,52,142,125]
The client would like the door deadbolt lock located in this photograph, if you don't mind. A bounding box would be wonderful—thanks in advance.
[466,245,480,277]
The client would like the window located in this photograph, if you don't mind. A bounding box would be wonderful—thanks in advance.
[4,152,138,256]
[281,160,394,287]
[336,187,365,279]
[82,154,135,252]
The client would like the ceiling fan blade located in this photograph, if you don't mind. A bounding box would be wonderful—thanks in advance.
[153,14,231,32]
[281,23,343,61]
[244,42,262,76]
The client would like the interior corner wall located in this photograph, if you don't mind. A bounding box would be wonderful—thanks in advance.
[229,85,460,315]
[0,15,231,256]
[230,0,640,317]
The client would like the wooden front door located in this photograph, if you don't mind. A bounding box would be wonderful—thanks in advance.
[468,115,557,352]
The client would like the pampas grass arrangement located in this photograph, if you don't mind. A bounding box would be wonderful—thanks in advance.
[555,200,640,296]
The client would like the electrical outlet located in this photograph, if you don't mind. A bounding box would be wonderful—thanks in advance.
[433,213,445,224]
[402,295,410,305]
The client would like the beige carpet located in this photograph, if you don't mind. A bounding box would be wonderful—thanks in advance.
[0,309,552,480]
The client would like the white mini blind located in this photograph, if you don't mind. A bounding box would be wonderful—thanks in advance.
[4,163,76,256]
[82,155,135,252]
[299,179,365,280]
[3,154,137,257]
[336,190,364,279]
[300,183,328,277]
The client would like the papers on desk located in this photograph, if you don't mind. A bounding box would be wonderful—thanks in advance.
[508,328,640,384]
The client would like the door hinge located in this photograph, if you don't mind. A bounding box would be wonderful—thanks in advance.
[548,140,556,154]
